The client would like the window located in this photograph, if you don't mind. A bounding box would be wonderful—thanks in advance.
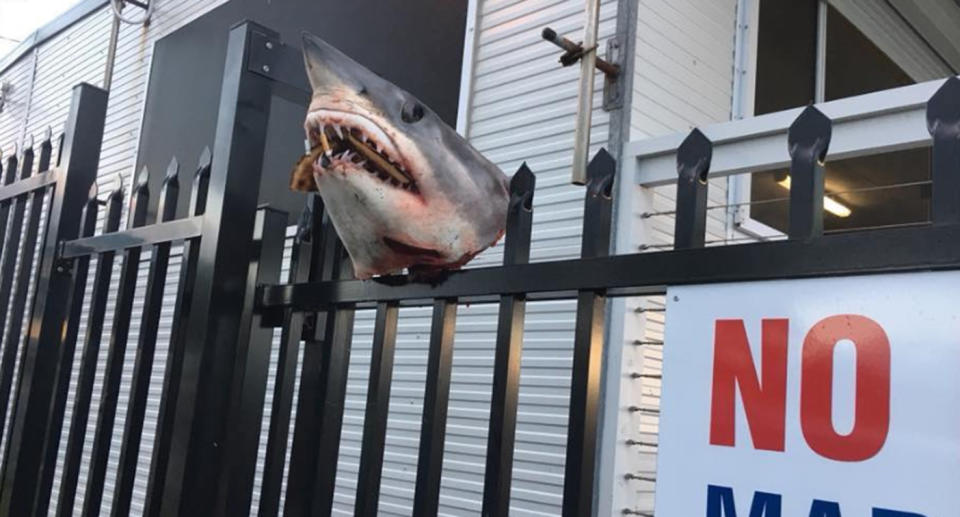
[737,0,957,234]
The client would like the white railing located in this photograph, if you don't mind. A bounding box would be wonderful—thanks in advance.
[623,77,953,187]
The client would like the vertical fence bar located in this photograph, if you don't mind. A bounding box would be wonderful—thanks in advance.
[258,196,319,517]
[111,160,180,517]
[159,21,275,516]
[81,167,150,517]
[301,300,355,517]
[34,181,99,517]
[562,149,615,517]
[0,151,17,261]
[217,206,287,517]
[353,300,399,517]
[284,213,354,517]
[144,149,211,517]
[482,164,536,517]
[674,129,712,250]
[787,105,832,240]
[55,179,123,517]
[927,76,960,225]
[0,131,52,475]
[0,140,35,440]
[412,298,458,516]
[1,83,107,517]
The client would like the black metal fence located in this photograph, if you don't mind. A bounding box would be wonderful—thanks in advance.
[0,19,958,517]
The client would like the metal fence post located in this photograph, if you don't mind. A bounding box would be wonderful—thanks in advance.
[0,83,107,517]
[787,105,832,240]
[563,149,615,517]
[482,163,536,517]
[216,206,287,517]
[158,21,275,517]
[674,128,712,249]
[927,76,960,225]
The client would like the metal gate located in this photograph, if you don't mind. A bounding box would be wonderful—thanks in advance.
[0,20,957,517]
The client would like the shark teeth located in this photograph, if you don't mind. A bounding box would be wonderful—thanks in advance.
[306,111,418,194]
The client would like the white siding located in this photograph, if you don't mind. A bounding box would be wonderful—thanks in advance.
[0,50,35,152]
[616,0,738,515]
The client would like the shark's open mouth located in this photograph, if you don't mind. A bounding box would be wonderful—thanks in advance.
[301,110,419,193]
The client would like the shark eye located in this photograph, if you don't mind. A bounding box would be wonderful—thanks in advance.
[401,101,425,123]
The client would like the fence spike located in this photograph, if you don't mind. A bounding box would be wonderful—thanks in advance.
[37,129,54,173]
[926,76,960,225]
[191,147,212,216]
[17,140,34,180]
[787,105,832,240]
[128,167,150,229]
[674,128,712,249]
[89,179,99,201]
[510,162,535,211]
[158,159,181,223]
[43,126,52,145]
[110,173,125,200]
[2,150,14,185]
[165,157,180,183]
[24,135,34,153]
[134,165,150,192]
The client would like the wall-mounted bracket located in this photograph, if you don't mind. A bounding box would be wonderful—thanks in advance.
[542,27,621,79]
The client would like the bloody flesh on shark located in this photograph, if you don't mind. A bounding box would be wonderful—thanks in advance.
[291,32,510,279]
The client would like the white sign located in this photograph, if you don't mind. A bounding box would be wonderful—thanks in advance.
[655,271,960,517]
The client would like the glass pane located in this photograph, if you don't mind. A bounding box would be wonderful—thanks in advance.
[749,148,931,233]
[754,0,818,115]
[824,5,914,100]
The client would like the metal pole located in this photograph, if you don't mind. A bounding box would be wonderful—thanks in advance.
[103,3,121,90]
[571,0,602,185]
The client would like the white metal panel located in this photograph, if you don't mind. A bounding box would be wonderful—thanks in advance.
[616,0,738,514]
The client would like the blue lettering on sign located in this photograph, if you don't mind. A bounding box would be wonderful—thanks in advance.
[704,486,926,517]
[706,485,781,517]
[809,500,842,517]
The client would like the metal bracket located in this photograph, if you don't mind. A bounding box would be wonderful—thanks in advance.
[542,27,621,78]
[541,28,623,112]
[246,31,312,97]
[602,36,623,111]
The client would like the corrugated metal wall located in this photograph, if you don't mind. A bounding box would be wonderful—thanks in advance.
[0,0,627,515]
[615,0,738,514]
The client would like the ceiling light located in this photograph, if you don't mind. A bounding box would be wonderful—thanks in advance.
[777,176,852,218]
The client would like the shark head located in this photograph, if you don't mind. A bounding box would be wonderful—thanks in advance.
[293,32,509,279]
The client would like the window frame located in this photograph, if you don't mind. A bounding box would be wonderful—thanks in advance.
[729,0,936,238]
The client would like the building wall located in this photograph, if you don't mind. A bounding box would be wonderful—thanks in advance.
[0,0,625,516]
[613,0,738,514]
